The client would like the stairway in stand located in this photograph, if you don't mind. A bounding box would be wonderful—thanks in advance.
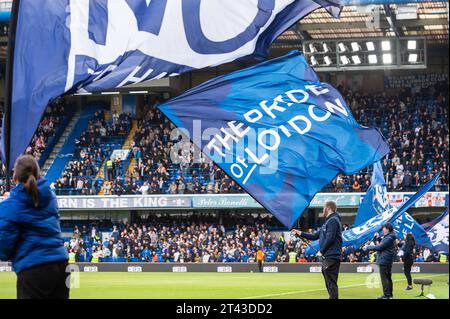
[97,119,138,195]
[41,111,81,177]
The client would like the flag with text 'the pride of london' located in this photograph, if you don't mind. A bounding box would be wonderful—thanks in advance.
[159,51,390,228]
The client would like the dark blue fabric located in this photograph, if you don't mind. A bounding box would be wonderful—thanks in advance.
[302,213,342,260]
[367,231,398,266]
[0,179,68,274]
[88,0,109,45]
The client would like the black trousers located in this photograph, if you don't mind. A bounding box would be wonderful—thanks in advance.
[379,264,393,298]
[403,258,414,286]
[322,258,340,299]
[107,168,113,181]
[258,261,263,273]
[17,261,70,299]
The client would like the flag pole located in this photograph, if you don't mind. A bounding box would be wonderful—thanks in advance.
[4,0,21,191]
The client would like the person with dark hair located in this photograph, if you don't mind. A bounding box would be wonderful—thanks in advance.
[402,233,416,290]
[365,222,398,299]
[292,201,343,299]
[0,155,69,299]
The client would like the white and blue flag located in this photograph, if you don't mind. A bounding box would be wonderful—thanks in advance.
[354,161,389,226]
[427,209,449,253]
[1,0,343,169]
[352,161,432,247]
[159,51,389,228]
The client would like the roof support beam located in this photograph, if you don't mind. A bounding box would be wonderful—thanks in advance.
[384,4,403,37]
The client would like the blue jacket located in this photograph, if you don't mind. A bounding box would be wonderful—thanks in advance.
[301,212,342,260]
[0,179,68,274]
[367,231,398,266]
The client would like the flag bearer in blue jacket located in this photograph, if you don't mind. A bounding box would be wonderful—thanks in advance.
[292,201,343,299]
[0,155,69,299]
[365,222,398,299]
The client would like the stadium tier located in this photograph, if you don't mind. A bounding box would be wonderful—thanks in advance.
[1,86,448,196]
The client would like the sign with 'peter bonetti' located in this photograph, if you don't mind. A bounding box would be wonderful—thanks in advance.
[56,196,192,210]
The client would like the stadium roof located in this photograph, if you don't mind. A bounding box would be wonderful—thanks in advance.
[274,1,449,48]
[0,1,448,62]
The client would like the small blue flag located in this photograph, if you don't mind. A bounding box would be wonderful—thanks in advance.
[354,161,388,226]
[305,173,440,254]
[159,51,389,228]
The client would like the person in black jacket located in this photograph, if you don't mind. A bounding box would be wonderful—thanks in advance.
[401,233,416,290]
[292,201,342,299]
[365,223,398,299]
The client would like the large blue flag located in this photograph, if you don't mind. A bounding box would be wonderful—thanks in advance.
[305,173,440,254]
[159,51,389,228]
[426,209,449,253]
[353,161,431,247]
[1,0,343,169]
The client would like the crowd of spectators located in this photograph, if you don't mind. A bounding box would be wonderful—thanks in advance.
[64,216,445,264]
[52,110,133,195]
[24,103,66,162]
[329,86,449,193]
[1,102,67,195]
[65,215,277,263]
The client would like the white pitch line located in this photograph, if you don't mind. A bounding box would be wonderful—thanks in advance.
[240,274,447,299]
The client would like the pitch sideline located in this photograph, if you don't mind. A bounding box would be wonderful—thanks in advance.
[240,274,447,299]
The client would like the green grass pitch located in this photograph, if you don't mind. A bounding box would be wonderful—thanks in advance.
[0,273,448,299]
